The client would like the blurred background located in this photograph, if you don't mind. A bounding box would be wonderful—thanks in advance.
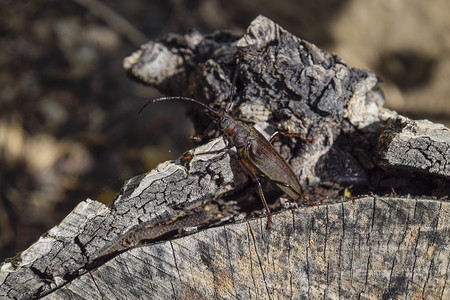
[1,0,449,260]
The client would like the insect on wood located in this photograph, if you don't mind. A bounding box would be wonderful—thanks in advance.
[139,52,320,229]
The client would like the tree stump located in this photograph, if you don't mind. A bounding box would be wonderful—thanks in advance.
[1,15,449,300]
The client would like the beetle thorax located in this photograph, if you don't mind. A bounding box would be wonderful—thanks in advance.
[219,115,250,149]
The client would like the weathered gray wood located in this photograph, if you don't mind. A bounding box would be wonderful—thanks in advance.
[43,197,449,300]
[1,15,449,300]
[1,165,448,299]
[379,116,450,177]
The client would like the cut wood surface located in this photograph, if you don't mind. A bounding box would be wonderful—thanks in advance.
[44,196,450,299]
[1,15,449,300]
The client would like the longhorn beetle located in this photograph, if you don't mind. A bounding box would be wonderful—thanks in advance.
[140,53,320,229]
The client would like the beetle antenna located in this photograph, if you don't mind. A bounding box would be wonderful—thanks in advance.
[139,96,221,118]
[225,51,242,112]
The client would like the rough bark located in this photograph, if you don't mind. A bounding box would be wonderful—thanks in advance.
[378,116,450,177]
[1,15,449,300]
[122,15,389,191]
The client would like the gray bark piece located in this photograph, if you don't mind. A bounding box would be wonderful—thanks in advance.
[0,138,233,300]
[379,116,450,177]
[123,15,392,188]
[1,15,449,300]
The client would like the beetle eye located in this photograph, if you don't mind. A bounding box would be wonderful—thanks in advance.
[220,118,229,129]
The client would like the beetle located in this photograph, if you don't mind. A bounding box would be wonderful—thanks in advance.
[140,57,319,229]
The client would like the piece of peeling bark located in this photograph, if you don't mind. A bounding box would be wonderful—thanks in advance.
[123,15,391,189]
[378,116,450,177]
[1,15,449,300]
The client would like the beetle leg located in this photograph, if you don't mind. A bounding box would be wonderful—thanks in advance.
[268,131,280,143]
[269,131,314,144]
[238,160,273,229]
[182,146,230,164]
[254,178,273,229]
[190,120,217,140]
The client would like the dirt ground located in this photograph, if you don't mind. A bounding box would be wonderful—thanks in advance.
[1,0,448,260]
